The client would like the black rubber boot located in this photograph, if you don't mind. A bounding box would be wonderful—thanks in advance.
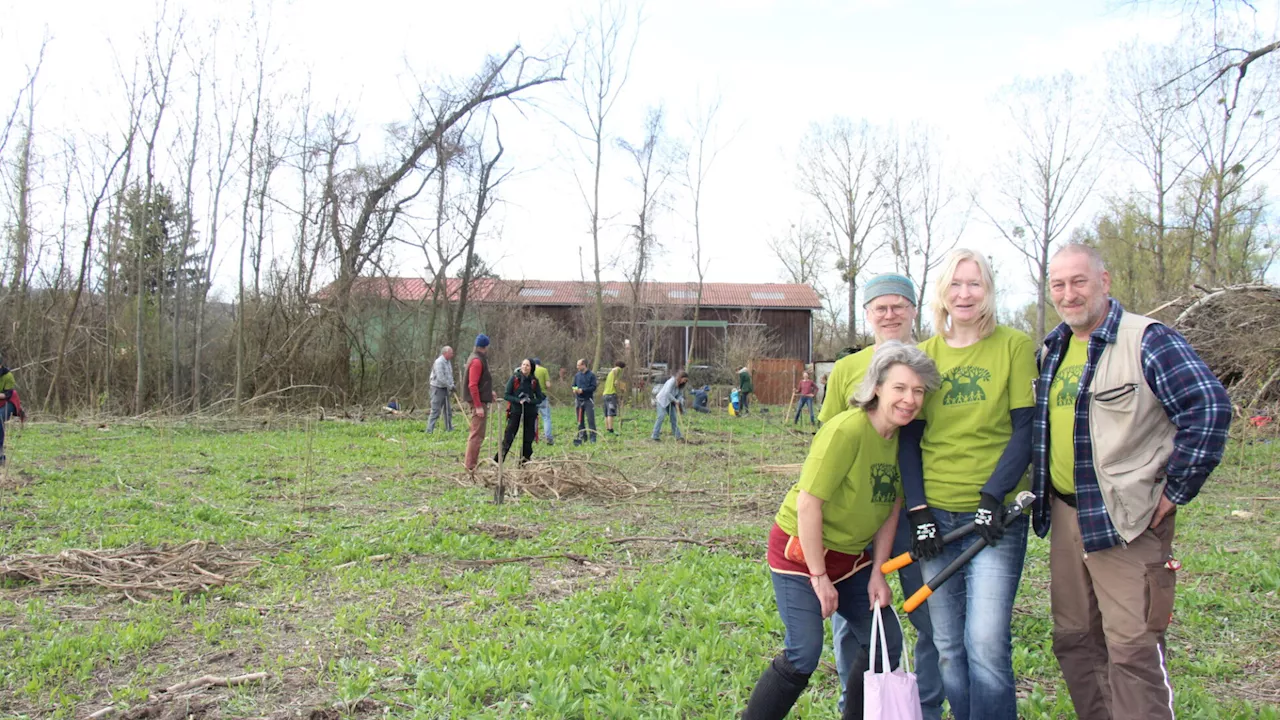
[743,654,812,720]
[840,647,870,720]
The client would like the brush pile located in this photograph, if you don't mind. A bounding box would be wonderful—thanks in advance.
[1172,284,1280,408]
[0,540,259,599]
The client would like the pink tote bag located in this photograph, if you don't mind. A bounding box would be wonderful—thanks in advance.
[864,604,923,720]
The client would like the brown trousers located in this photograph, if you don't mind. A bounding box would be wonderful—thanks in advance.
[1050,499,1178,720]
[464,405,488,471]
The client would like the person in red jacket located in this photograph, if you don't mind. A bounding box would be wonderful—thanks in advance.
[793,371,817,426]
[462,335,497,473]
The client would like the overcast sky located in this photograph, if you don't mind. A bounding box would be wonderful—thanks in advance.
[2,0,1277,317]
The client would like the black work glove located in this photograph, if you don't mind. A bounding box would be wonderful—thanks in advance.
[909,507,944,560]
[973,492,1005,546]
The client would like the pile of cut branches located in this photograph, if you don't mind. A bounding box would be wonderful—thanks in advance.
[0,540,259,599]
[464,457,644,500]
[1172,284,1280,408]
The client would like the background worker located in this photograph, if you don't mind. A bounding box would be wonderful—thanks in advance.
[793,372,816,426]
[818,272,944,720]
[462,335,496,473]
[602,360,625,434]
[652,370,688,441]
[738,366,753,414]
[497,357,545,465]
[427,346,455,433]
[573,358,598,445]
[533,358,553,445]
[0,363,22,466]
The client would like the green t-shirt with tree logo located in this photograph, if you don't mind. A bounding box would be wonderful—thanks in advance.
[817,346,875,423]
[775,408,901,554]
[602,367,619,395]
[918,325,1037,512]
[1049,335,1088,495]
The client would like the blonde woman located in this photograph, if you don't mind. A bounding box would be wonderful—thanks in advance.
[901,249,1037,720]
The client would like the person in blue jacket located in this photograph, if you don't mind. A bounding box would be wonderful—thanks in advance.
[573,358,599,445]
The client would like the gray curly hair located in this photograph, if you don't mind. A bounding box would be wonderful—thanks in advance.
[851,341,941,411]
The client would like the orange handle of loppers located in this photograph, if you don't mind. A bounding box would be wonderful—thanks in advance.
[881,552,914,575]
[903,585,933,613]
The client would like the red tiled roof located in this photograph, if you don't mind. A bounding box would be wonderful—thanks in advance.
[319,277,821,309]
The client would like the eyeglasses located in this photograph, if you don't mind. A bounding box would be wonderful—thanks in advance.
[868,303,912,318]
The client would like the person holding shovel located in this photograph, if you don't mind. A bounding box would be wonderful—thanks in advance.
[743,342,940,720]
[1032,244,1230,719]
[902,249,1038,720]
[496,357,544,466]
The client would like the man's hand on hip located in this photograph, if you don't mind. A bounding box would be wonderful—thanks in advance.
[1150,495,1177,529]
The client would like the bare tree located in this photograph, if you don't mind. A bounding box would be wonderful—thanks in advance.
[192,59,243,412]
[1106,41,1201,297]
[682,92,726,368]
[449,118,509,354]
[880,125,966,333]
[0,36,46,171]
[566,0,639,370]
[798,117,887,343]
[769,220,827,287]
[979,73,1101,341]
[1183,35,1279,285]
[318,47,561,392]
[1136,1,1280,101]
[618,106,674,371]
[46,135,134,410]
[134,9,183,415]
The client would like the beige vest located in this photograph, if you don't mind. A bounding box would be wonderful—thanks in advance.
[1088,312,1177,542]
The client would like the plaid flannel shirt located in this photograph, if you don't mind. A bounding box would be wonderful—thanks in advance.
[1031,299,1231,552]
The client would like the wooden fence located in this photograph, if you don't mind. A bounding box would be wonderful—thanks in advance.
[749,358,806,405]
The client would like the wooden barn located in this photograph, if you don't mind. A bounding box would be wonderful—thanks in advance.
[327,277,822,372]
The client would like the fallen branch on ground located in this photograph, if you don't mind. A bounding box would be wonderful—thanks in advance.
[161,671,269,694]
[606,536,714,548]
[332,554,391,570]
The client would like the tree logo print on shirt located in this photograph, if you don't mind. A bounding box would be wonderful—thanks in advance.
[869,463,901,504]
[1055,366,1083,407]
[940,365,991,405]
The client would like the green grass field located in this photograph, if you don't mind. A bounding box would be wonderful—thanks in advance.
[1,405,1277,719]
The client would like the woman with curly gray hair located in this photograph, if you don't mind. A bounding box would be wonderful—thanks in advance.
[744,342,940,720]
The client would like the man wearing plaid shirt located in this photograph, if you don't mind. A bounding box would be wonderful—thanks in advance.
[1031,244,1230,719]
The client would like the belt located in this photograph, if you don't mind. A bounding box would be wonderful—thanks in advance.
[1051,484,1078,508]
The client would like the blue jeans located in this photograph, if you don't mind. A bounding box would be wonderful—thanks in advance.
[793,396,815,424]
[770,567,902,678]
[0,401,12,453]
[920,510,1029,720]
[835,511,944,719]
[652,404,681,440]
[537,399,553,442]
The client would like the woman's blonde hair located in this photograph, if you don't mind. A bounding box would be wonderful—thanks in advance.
[932,248,997,340]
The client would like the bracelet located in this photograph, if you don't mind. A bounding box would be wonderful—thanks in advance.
[809,573,828,582]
